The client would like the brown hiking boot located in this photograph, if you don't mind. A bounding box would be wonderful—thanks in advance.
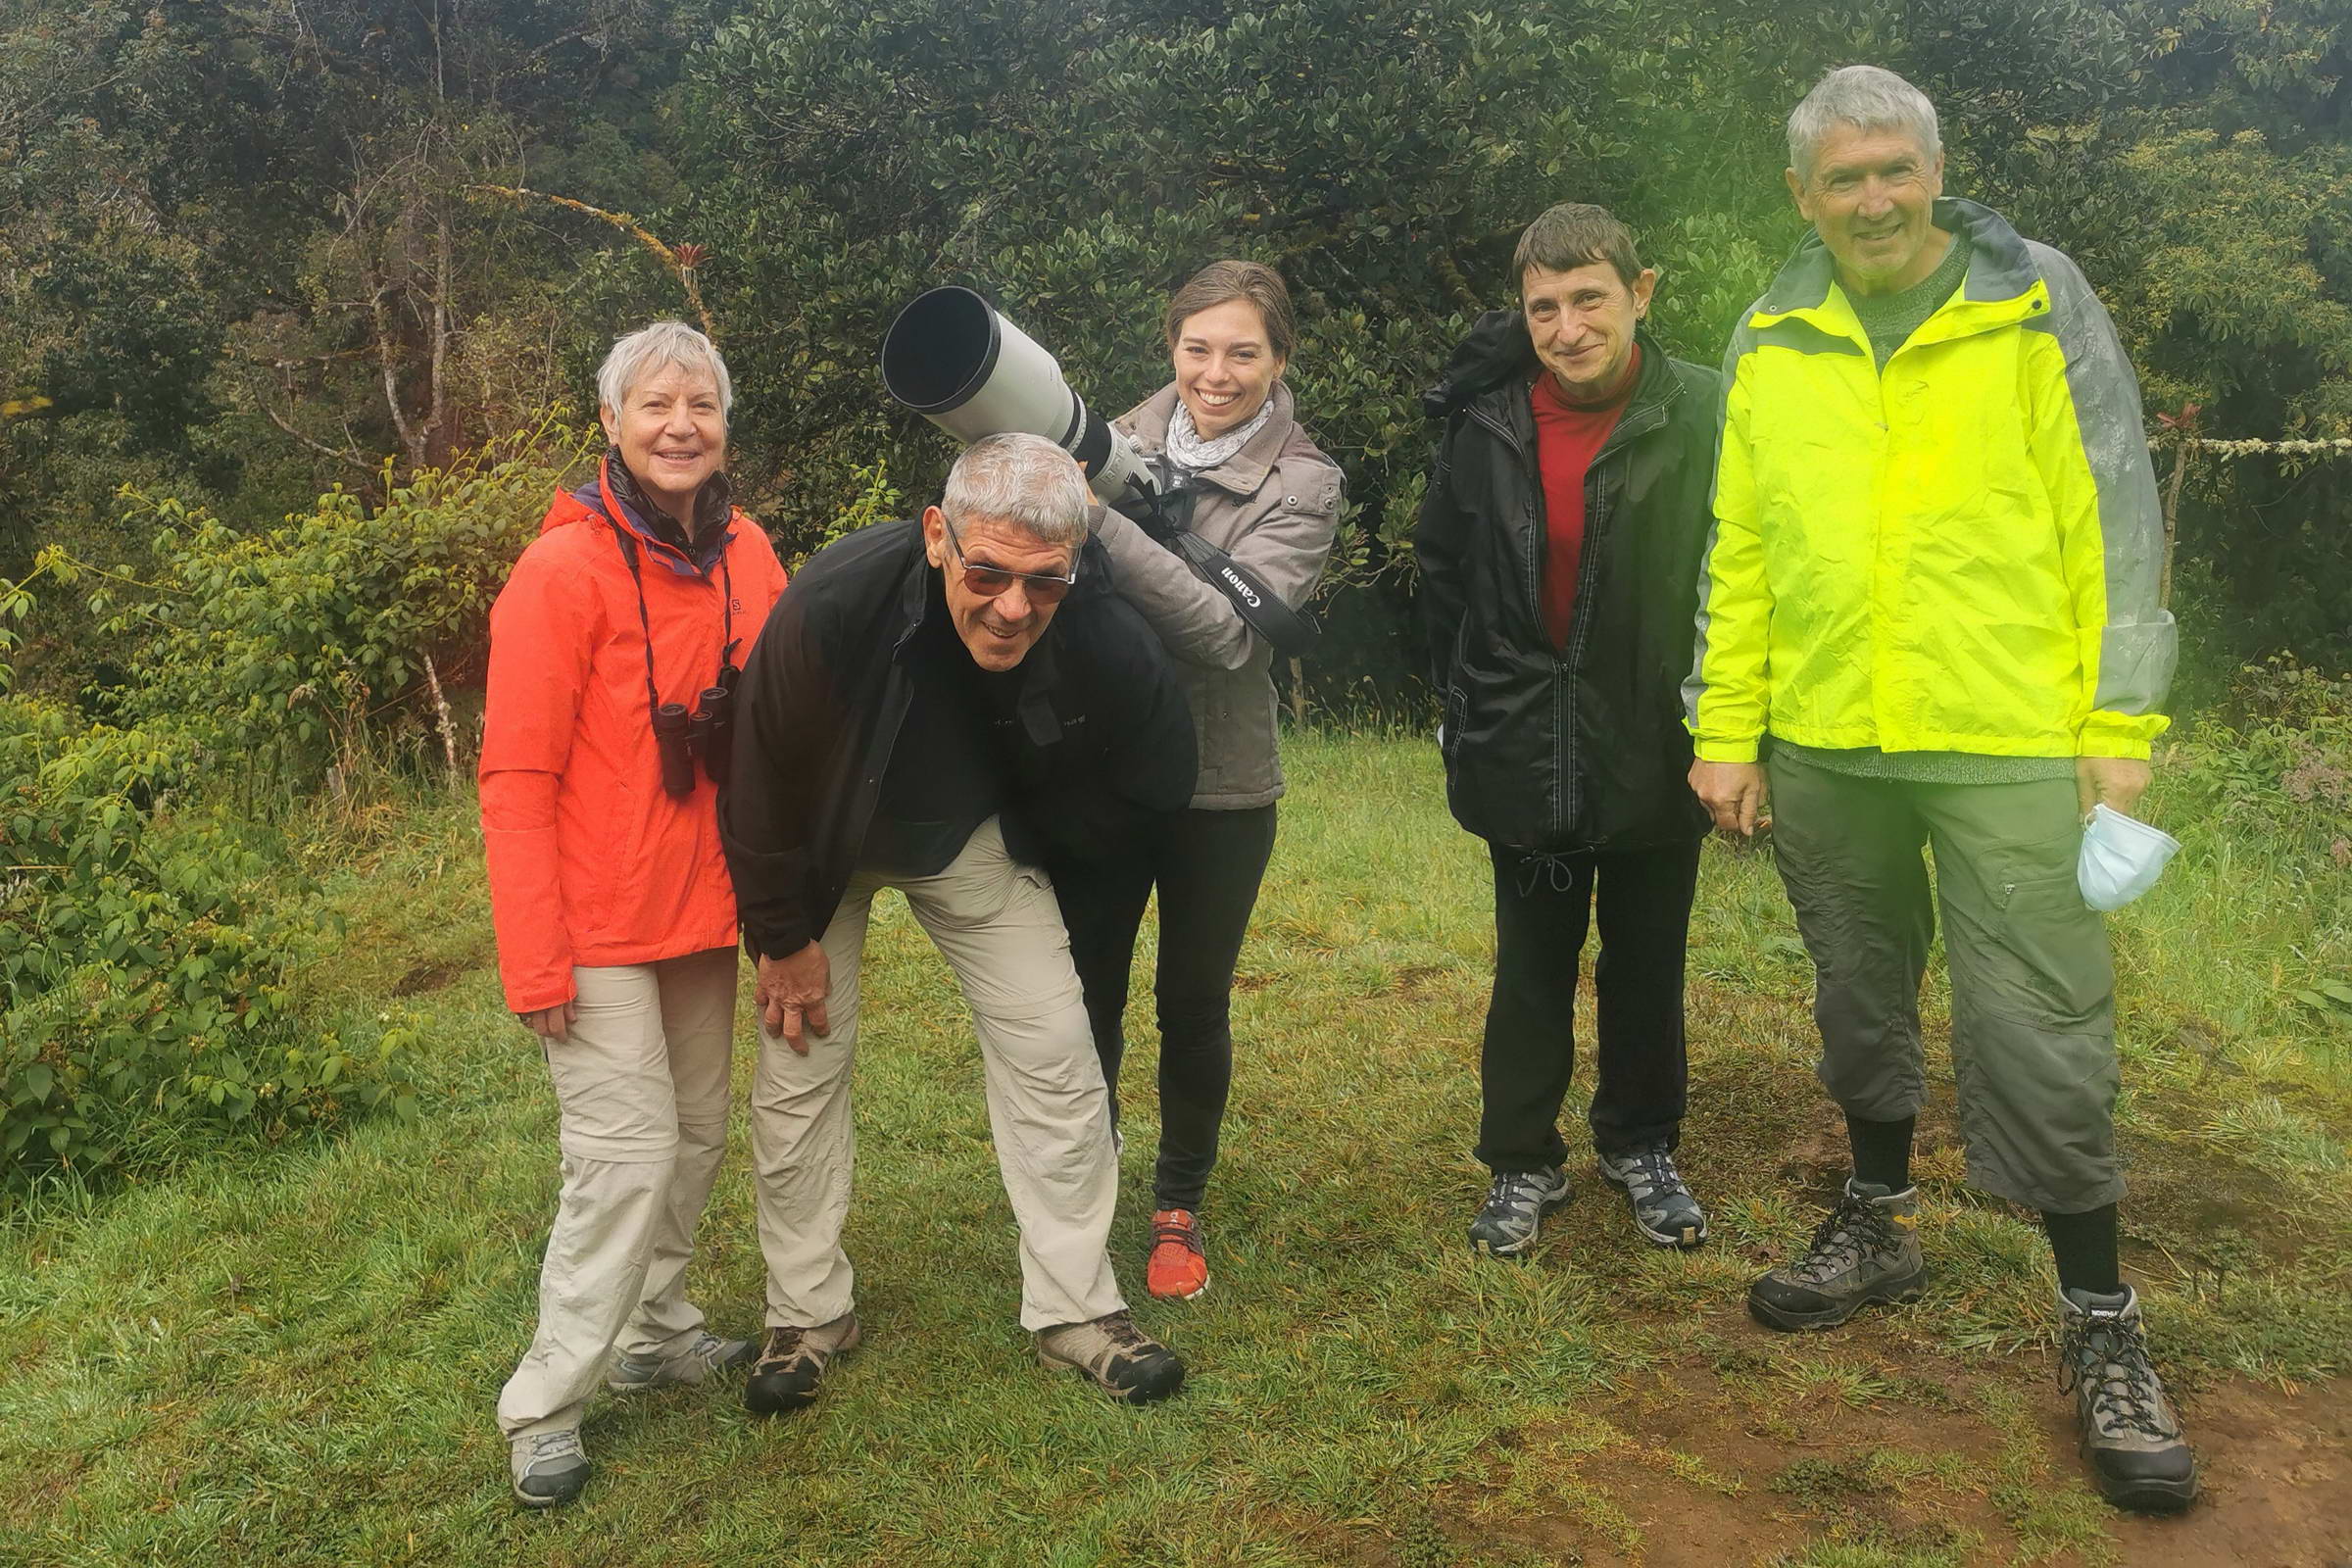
[743,1312,859,1417]
[1035,1310,1186,1404]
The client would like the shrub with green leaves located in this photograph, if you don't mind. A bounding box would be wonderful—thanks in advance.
[93,419,589,787]
[0,694,419,1185]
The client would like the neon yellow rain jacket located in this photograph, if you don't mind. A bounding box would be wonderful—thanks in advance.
[1683,199,2175,762]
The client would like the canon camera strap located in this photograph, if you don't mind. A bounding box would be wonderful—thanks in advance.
[1111,484,1320,658]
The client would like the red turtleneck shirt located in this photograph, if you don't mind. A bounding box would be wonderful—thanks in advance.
[1529,343,1641,651]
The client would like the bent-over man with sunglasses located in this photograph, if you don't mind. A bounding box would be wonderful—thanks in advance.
[720,432,1198,1415]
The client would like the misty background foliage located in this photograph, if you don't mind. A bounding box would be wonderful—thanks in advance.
[3,1,2350,1188]
[2,0,2347,705]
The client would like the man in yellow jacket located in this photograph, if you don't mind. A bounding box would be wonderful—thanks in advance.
[1685,67,2195,1513]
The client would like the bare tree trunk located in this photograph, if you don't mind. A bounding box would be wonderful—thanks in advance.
[423,652,460,777]
[427,203,453,465]
[368,263,423,469]
[1287,657,1309,727]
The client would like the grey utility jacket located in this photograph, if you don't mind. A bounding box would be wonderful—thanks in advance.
[1099,381,1344,809]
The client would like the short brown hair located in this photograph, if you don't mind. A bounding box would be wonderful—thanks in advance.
[1512,203,1642,290]
[1164,260,1297,360]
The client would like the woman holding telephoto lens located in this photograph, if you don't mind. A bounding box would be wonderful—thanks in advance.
[480,320,787,1509]
[1052,261,1344,1300]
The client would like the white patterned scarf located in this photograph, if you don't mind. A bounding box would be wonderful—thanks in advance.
[1161,393,1276,484]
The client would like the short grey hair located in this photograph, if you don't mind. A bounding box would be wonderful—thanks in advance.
[940,433,1090,551]
[1787,65,1941,182]
[596,320,733,424]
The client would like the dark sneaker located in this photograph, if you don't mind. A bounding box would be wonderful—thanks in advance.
[2059,1285,2198,1512]
[1747,1179,1926,1331]
[1035,1310,1186,1404]
[510,1428,590,1508]
[607,1330,756,1393]
[1467,1165,1572,1259]
[744,1312,860,1417]
[1596,1144,1709,1249]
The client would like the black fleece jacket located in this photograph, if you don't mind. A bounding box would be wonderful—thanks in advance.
[1416,315,1718,853]
[720,517,1197,960]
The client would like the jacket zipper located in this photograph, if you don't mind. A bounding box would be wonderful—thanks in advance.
[1471,372,1680,845]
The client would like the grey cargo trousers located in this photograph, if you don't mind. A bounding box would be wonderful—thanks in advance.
[1766,755,2123,1214]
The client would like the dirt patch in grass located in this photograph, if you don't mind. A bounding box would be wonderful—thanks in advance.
[1429,1315,2352,1566]
[390,959,463,996]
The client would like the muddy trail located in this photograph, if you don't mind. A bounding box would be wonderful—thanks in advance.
[1391,1308,2352,1567]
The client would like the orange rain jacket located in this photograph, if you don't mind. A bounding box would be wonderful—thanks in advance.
[480,460,789,1013]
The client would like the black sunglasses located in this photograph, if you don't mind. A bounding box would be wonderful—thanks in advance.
[938,512,1078,605]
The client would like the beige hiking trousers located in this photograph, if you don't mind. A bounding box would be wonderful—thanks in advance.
[751,816,1124,1334]
[497,945,738,1440]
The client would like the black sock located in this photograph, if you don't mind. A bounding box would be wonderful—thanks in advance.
[1845,1113,1915,1191]
[2044,1203,2123,1296]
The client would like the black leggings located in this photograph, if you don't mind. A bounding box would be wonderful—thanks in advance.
[1049,804,1278,1211]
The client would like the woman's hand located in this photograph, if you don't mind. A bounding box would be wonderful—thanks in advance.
[757,942,832,1054]
[519,1001,577,1044]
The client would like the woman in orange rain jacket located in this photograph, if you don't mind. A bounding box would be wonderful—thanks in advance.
[481,320,787,1510]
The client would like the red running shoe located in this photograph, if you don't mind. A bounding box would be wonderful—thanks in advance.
[1147,1209,1210,1300]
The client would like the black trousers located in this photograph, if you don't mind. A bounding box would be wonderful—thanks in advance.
[1476,838,1701,1172]
[1049,804,1278,1211]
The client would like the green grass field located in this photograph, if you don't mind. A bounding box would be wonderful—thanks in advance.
[4,734,2348,1566]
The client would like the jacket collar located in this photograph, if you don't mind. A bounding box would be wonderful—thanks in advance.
[1434,314,1685,433]
[1751,197,2051,345]
[577,455,736,577]
[886,516,1084,746]
[1123,380,1298,497]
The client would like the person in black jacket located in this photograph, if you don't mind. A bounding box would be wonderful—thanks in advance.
[719,434,1198,1413]
[1416,204,1720,1259]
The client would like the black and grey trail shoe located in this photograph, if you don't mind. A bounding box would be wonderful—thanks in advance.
[1596,1144,1709,1249]
[1747,1179,1926,1330]
[509,1428,590,1508]
[607,1329,756,1393]
[1467,1165,1572,1259]
[2058,1285,2198,1512]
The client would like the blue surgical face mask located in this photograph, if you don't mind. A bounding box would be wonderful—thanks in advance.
[2078,804,2181,911]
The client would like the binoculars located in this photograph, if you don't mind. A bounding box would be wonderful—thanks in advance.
[652,670,738,797]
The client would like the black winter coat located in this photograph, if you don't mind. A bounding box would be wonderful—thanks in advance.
[1416,316,1718,853]
[720,518,1197,960]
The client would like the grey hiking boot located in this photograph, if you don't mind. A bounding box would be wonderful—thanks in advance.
[744,1312,860,1417]
[607,1330,756,1393]
[2058,1285,2198,1513]
[1467,1164,1572,1259]
[1596,1144,1709,1250]
[510,1428,590,1508]
[1747,1178,1926,1330]
[1035,1310,1186,1404]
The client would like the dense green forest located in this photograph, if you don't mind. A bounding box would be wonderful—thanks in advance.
[4,0,2349,699]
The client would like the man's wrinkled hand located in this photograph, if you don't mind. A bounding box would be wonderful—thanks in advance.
[2077,756,2152,819]
[757,943,831,1054]
[519,1001,577,1044]
[1689,759,1768,837]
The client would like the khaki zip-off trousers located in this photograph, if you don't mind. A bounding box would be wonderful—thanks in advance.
[751,816,1125,1334]
[497,945,738,1440]
[1767,756,2123,1214]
